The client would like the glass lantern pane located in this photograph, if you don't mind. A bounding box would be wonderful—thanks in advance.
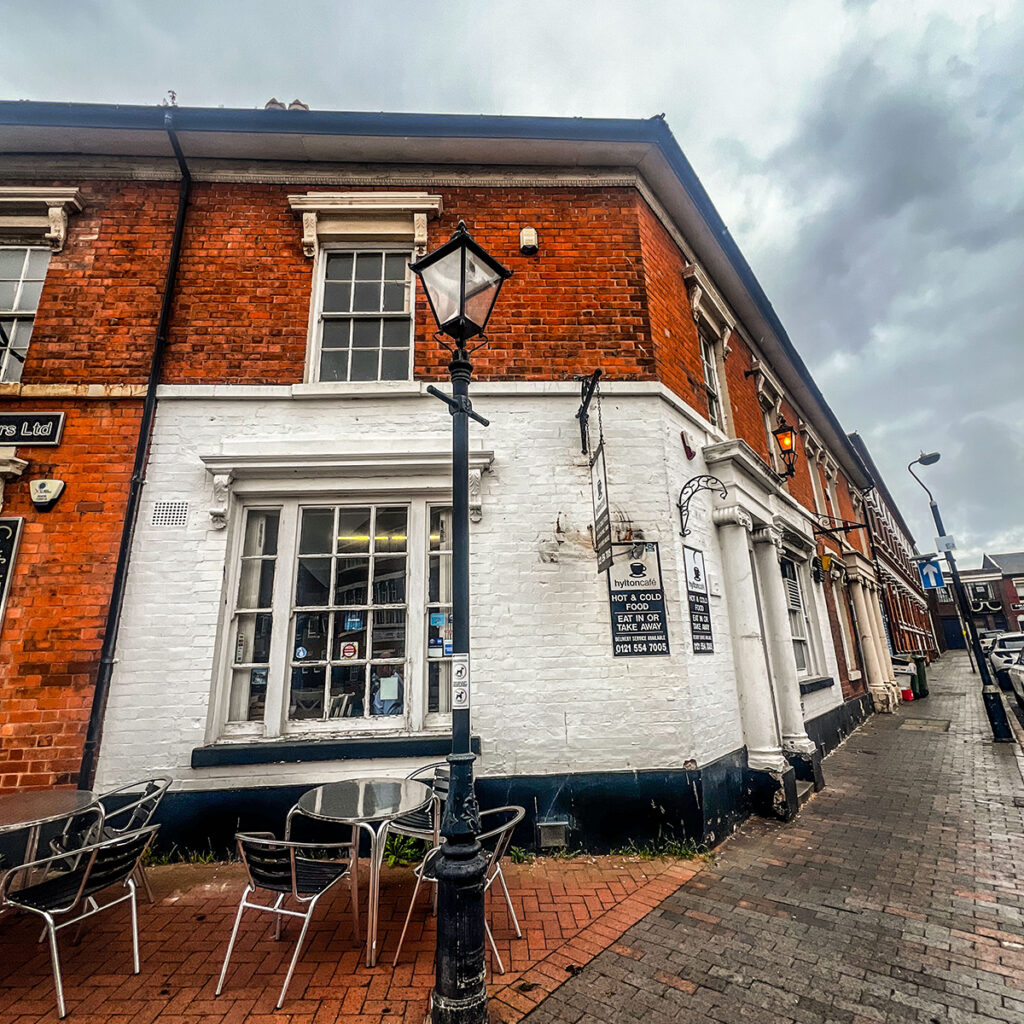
[419,248,463,329]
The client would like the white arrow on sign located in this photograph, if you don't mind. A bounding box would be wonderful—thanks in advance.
[921,562,942,586]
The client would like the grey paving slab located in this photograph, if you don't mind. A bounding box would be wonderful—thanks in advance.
[526,653,1024,1023]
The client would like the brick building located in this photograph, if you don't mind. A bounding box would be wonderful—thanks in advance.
[848,432,937,661]
[0,102,905,848]
[929,552,1024,649]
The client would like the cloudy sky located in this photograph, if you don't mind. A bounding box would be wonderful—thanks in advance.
[3,0,1021,567]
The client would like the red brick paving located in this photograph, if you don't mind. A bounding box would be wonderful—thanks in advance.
[0,854,700,1023]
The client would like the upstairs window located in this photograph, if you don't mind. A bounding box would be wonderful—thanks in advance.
[0,247,49,382]
[316,250,412,382]
[698,325,723,430]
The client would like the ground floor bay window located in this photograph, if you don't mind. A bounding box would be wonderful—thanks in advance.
[219,498,455,741]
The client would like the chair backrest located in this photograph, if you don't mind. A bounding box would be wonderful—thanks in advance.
[82,825,160,900]
[477,806,526,875]
[236,832,352,904]
[406,761,450,801]
[100,777,172,836]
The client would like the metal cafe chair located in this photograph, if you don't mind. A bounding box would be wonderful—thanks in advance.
[215,831,357,1010]
[387,761,450,848]
[0,825,159,1019]
[392,805,526,972]
[52,777,171,903]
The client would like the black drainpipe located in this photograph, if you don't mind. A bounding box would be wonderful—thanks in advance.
[78,114,191,789]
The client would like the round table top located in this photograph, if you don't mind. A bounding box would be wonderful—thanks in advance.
[295,777,432,825]
[0,790,96,834]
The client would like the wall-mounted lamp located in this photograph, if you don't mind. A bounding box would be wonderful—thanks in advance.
[772,417,798,478]
[29,479,65,512]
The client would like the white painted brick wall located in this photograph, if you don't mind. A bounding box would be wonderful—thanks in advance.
[95,385,843,791]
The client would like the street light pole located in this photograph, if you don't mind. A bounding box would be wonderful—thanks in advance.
[410,222,512,1024]
[909,454,1013,742]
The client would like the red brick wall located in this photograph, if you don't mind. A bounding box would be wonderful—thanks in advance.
[722,336,771,462]
[21,181,180,386]
[161,184,660,386]
[0,401,142,791]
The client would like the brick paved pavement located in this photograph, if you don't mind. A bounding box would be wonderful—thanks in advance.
[0,837,697,1023]
[527,652,1024,1024]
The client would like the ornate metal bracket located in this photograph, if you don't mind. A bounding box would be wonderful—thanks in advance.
[574,369,602,455]
[678,474,728,537]
[812,513,867,542]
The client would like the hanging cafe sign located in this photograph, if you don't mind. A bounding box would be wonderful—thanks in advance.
[0,517,24,630]
[608,542,670,657]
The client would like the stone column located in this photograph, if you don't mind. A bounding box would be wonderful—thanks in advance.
[751,526,816,755]
[849,575,896,712]
[713,506,788,773]
[868,584,898,686]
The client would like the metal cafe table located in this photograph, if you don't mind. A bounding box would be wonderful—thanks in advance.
[0,790,98,874]
[288,777,432,967]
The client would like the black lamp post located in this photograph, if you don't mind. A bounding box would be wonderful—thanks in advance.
[908,452,1013,742]
[409,221,512,1024]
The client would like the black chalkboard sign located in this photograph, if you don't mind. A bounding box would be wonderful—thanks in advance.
[0,517,23,627]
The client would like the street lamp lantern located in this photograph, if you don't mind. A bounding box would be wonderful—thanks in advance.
[907,450,1013,742]
[772,417,798,478]
[411,220,512,346]
[411,220,512,1024]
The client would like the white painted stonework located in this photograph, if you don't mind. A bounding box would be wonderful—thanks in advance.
[96,382,844,793]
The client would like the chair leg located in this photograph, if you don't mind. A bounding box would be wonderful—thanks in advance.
[392,867,427,966]
[135,862,155,904]
[495,866,521,938]
[349,824,360,942]
[44,916,67,1019]
[485,920,505,975]
[277,901,317,1009]
[215,891,250,997]
[128,880,141,974]
[272,893,285,940]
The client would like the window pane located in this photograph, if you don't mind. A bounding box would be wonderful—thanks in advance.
[325,253,354,281]
[380,347,408,380]
[382,318,409,348]
[430,508,452,551]
[0,283,16,309]
[427,610,453,659]
[290,665,325,719]
[329,664,364,718]
[321,319,351,349]
[294,612,329,661]
[350,348,379,380]
[375,507,408,551]
[299,508,334,554]
[319,349,349,382]
[237,559,276,609]
[331,611,367,660]
[229,668,266,723]
[334,557,369,605]
[0,251,25,278]
[384,254,407,280]
[352,319,380,348]
[323,281,352,312]
[355,252,383,279]
[428,660,451,714]
[243,510,279,556]
[793,641,807,672]
[16,281,43,312]
[295,558,331,605]
[372,609,406,659]
[383,282,406,312]
[370,665,404,716]
[234,612,273,664]
[352,281,381,312]
[373,556,407,604]
[337,508,371,552]
[429,554,453,603]
[25,250,49,278]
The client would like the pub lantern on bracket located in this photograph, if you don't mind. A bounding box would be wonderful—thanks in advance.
[772,416,798,479]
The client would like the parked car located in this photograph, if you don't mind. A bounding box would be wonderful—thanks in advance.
[1007,649,1024,708]
[980,629,1004,655]
[989,633,1024,689]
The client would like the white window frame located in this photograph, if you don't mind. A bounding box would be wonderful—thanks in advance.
[781,555,818,678]
[0,246,50,382]
[307,245,416,384]
[202,445,493,744]
[698,322,724,431]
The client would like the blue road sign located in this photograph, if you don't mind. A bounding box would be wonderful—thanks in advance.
[917,558,945,590]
